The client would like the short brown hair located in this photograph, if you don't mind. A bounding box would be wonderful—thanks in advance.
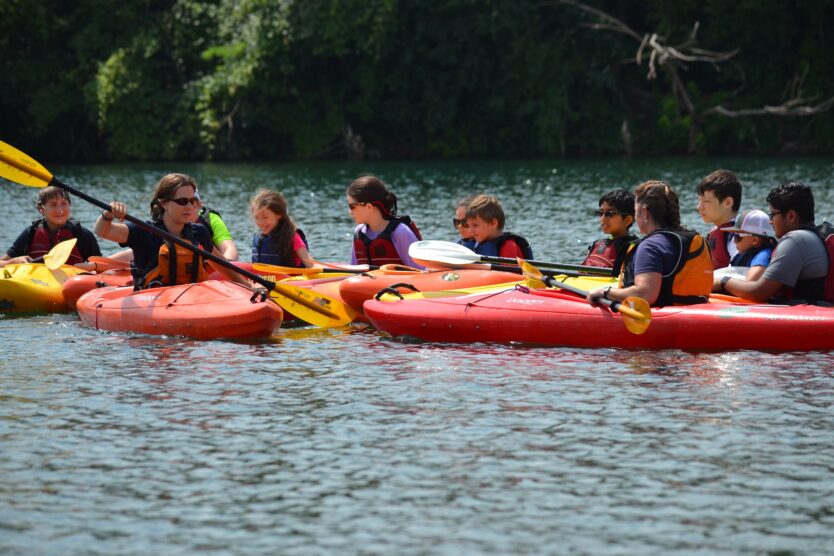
[464,194,505,230]
[697,169,742,212]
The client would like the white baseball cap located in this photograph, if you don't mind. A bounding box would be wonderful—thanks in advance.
[721,209,773,237]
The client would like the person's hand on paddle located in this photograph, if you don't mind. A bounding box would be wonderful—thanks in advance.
[102,202,128,222]
[587,285,613,305]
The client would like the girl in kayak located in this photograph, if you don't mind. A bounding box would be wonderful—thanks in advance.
[1,186,101,268]
[95,173,253,290]
[587,180,713,307]
[348,175,423,268]
[250,189,313,268]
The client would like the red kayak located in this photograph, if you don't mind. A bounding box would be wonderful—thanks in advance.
[364,285,834,352]
[339,265,521,313]
[76,280,282,339]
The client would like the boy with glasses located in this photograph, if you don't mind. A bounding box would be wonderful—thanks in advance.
[582,189,637,276]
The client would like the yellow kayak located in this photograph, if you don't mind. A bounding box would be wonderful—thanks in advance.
[0,263,85,313]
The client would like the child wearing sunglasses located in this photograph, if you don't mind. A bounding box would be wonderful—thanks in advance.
[96,173,251,290]
[453,195,476,249]
[581,189,637,276]
[347,175,423,268]
[712,209,776,288]
[1,186,101,268]
[250,189,313,268]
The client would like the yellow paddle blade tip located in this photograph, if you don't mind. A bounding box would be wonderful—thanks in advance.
[0,141,53,187]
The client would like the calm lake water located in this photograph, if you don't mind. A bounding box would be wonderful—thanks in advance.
[2,157,834,554]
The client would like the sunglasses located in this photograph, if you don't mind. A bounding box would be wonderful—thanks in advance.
[167,196,199,206]
[732,233,752,240]
[768,210,782,219]
[595,210,630,218]
[453,218,470,228]
[348,202,367,210]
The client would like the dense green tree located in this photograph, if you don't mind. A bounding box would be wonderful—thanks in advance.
[1,0,832,161]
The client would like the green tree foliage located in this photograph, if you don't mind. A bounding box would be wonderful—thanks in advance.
[1,0,832,161]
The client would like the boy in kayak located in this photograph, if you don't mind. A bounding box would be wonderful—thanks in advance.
[718,182,829,304]
[581,189,637,276]
[697,169,742,269]
[453,195,475,249]
[464,194,533,259]
[1,186,101,268]
[711,209,776,288]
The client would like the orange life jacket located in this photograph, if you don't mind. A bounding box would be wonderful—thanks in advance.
[621,229,713,307]
[139,225,209,289]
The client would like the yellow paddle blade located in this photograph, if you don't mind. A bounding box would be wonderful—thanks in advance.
[0,140,53,187]
[269,282,357,328]
[619,296,652,334]
[518,258,547,289]
[43,238,78,270]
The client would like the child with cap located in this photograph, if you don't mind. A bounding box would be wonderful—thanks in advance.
[712,209,777,289]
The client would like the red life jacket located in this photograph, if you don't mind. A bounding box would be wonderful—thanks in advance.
[27,219,85,265]
[581,235,637,276]
[706,221,733,269]
[353,216,422,266]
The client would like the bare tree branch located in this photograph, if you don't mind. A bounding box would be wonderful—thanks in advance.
[705,96,834,117]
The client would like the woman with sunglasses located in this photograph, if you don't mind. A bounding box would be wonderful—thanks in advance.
[347,175,423,268]
[95,173,250,289]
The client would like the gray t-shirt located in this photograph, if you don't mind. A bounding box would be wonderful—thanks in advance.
[762,229,828,286]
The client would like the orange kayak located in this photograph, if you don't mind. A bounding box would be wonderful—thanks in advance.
[338,265,521,314]
[76,280,283,339]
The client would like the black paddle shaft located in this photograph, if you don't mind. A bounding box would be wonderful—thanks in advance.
[51,178,273,291]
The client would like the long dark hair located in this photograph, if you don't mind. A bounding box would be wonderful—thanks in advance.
[347,175,398,219]
[250,189,297,260]
[634,180,681,230]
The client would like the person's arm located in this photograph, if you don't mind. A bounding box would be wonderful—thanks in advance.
[1,228,35,267]
[208,213,239,261]
[391,224,422,269]
[95,202,130,243]
[0,254,32,268]
[744,265,766,282]
[588,272,663,306]
[720,275,782,302]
